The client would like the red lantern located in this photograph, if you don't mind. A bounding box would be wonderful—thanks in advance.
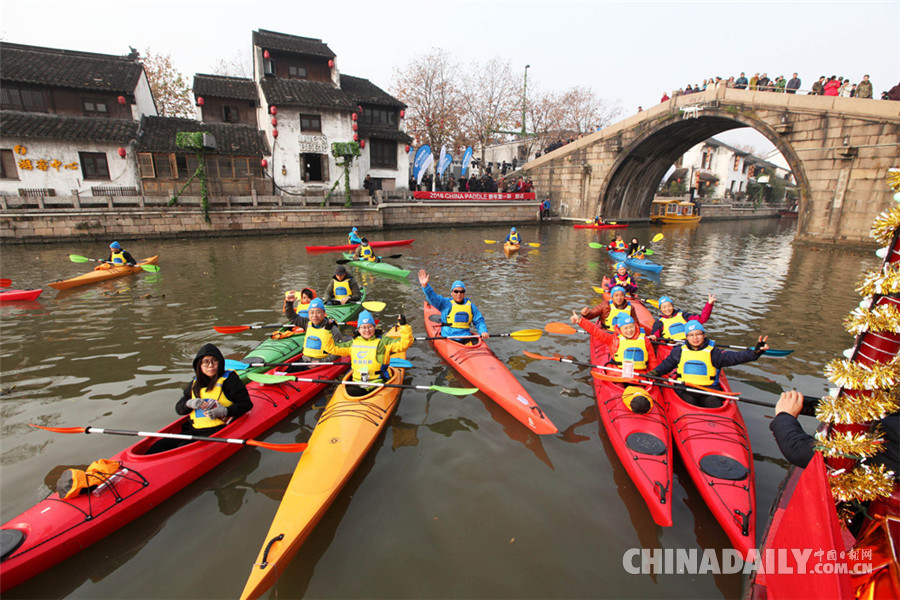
[271,117,277,126]
[272,129,279,138]
[352,122,358,131]
[197,96,204,106]
[353,133,359,141]
[358,105,363,112]
[117,147,126,158]
[676,178,681,183]
[270,106,277,115]
[117,95,127,105]
[261,158,268,168]
[328,59,334,68]
[400,109,405,118]
[405,144,411,152]
[360,140,366,148]
[351,113,358,121]
[263,50,270,59]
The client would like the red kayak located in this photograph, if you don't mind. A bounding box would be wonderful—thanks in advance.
[600,276,655,333]
[590,336,672,526]
[573,223,628,229]
[0,359,348,593]
[0,289,42,302]
[304,239,414,253]
[423,302,557,434]
[656,344,756,554]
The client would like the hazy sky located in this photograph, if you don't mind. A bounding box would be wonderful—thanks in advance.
[3,1,898,153]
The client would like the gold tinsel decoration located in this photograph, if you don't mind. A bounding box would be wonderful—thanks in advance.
[825,357,900,389]
[816,389,900,424]
[857,263,900,297]
[829,463,897,503]
[815,429,884,459]
[844,303,900,335]
[887,169,900,191]
[870,204,900,246]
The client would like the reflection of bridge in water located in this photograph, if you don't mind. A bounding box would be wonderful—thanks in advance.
[525,86,899,246]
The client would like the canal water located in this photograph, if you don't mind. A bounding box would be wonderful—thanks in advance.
[0,219,877,599]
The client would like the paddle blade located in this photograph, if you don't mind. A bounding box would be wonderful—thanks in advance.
[523,350,556,361]
[430,385,478,396]
[510,329,542,342]
[643,249,654,256]
[590,371,632,384]
[651,233,664,243]
[139,264,160,272]
[225,359,250,370]
[248,373,295,385]
[388,358,413,368]
[765,349,794,357]
[484,240,498,244]
[246,440,308,452]
[214,325,252,334]
[527,243,541,248]
[362,301,386,312]
[592,285,606,295]
[336,259,351,265]
[0,278,11,287]
[644,298,660,308]
[69,254,90,263]
[29,424,86,434]
[383,254,403,259]
[545,322,577,335]
[588,242,604,249]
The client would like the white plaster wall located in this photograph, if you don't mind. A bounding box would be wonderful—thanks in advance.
[132,69,158,119]
[0,139,140,196]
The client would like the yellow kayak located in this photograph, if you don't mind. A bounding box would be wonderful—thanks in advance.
[240,348,407,600]
[503,242,520,256]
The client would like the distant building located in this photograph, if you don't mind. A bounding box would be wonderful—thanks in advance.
[676,137,791,200]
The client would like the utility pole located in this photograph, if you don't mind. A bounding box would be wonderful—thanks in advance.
[494,64,535,138]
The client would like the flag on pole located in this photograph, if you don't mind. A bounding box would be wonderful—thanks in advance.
[437,146,453,176]
[461,146,474,176]
[414,145,433,185]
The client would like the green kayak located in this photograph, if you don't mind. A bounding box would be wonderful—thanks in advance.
[341,253,410,278]
[234,289,367,382]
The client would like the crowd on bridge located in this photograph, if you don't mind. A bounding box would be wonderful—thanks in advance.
[660,72,900,103]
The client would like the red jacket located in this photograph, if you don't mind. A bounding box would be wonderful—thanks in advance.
[579,317,659,371]
[824,80,840,96]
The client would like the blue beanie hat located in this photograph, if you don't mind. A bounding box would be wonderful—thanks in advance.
[308,298,325,311]
[511,227,517,232]
[615,313,635,327]
[611,285,626,296]
[357,310,375,326]
[352,227,358,232]
[659,295,674,307]
[451,280,466,292]
[685,320,705,334]
[615,262,626,270]
[110,241,121,249]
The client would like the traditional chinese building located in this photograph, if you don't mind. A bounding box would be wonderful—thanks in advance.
[0,42,156,197]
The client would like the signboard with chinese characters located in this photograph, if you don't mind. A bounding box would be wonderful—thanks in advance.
[297,135,328,154]
[13,145,78,172]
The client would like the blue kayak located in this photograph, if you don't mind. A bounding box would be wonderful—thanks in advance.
[608,250,664,274]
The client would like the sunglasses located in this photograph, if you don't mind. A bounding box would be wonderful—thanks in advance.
[452,289,466,294]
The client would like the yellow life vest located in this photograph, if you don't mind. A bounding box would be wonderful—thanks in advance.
[611,275,634,289]
[604,302,632,329]
[351,336,383,383]
[332,279,352,300]
[303,321,334,359]
[190,372,233,429]
[509,232,520,243]
[660,312,689,340]
[110,250,126,264]
[359,244,375,261]
[614,333,649,370]
[446,299,474,330]
[614,240,627,250]
[677,345,717,386]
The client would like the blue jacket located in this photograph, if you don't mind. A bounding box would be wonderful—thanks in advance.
[422,284,488,338]
[348,232,363,245]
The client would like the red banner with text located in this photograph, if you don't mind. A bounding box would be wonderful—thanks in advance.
[413,191,536,201]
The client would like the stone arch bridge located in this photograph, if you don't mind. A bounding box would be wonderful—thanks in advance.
[524,86,899,246]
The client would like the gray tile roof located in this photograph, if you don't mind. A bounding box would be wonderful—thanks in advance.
[0,110,138,143]
[252,30,335,58]
[340,74,405,108]
[259,78,355,111]
[358,126,412,143]
[193,74,258,102]
[0,42,143,93]
[135,116,269,156]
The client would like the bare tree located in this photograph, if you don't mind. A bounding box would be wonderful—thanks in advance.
[141,49,194,118]
[210,50,253,79]
[391,49,464,156]
[557,86,623,134]
[459,57,520,163]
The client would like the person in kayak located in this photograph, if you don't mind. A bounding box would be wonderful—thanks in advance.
[627,238,646,259]
[571,310,658,372]
[324,266,361,305]
[282,288,316,316]
[418,269,489,343]
[611,233,628,251]
[104,241,136,266]
[348,227,362,245]
[605,263,638,295]
[147,343,252,453]
[504,227,521,245]
[321,311,413,396]
[648,321,769,408]
[351,238,380,262]
[283,297,345,363]
[577,285,639,330]
[649,294,716,341]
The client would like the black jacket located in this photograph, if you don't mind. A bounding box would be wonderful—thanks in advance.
[175,343,252,418]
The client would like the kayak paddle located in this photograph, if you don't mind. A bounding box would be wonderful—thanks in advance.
[30,424,308,453]
[652,338,793,357]
[0,278,11,287]
[69,254,160,272]
[225,357,413,370]
[415,328,542,342]
[590,285,657,307]
[336,254,403,264]
[484,240,541,248]
[248,373,477,396]
[214,315,381,334]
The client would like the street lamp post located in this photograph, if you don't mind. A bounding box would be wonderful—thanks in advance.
[522,64,530,136]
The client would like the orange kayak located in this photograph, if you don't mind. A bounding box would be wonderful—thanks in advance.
[423,301,556,434]
[48,256,159,290]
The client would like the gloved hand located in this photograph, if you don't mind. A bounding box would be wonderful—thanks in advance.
[186,398,204,410]
[397,313,408,326]
[754,335,769,356]
[205,405,228,420]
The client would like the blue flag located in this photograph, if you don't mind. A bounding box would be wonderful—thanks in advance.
[413,145,432,184]
[461,146,474,176]
[437,147,453,176]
